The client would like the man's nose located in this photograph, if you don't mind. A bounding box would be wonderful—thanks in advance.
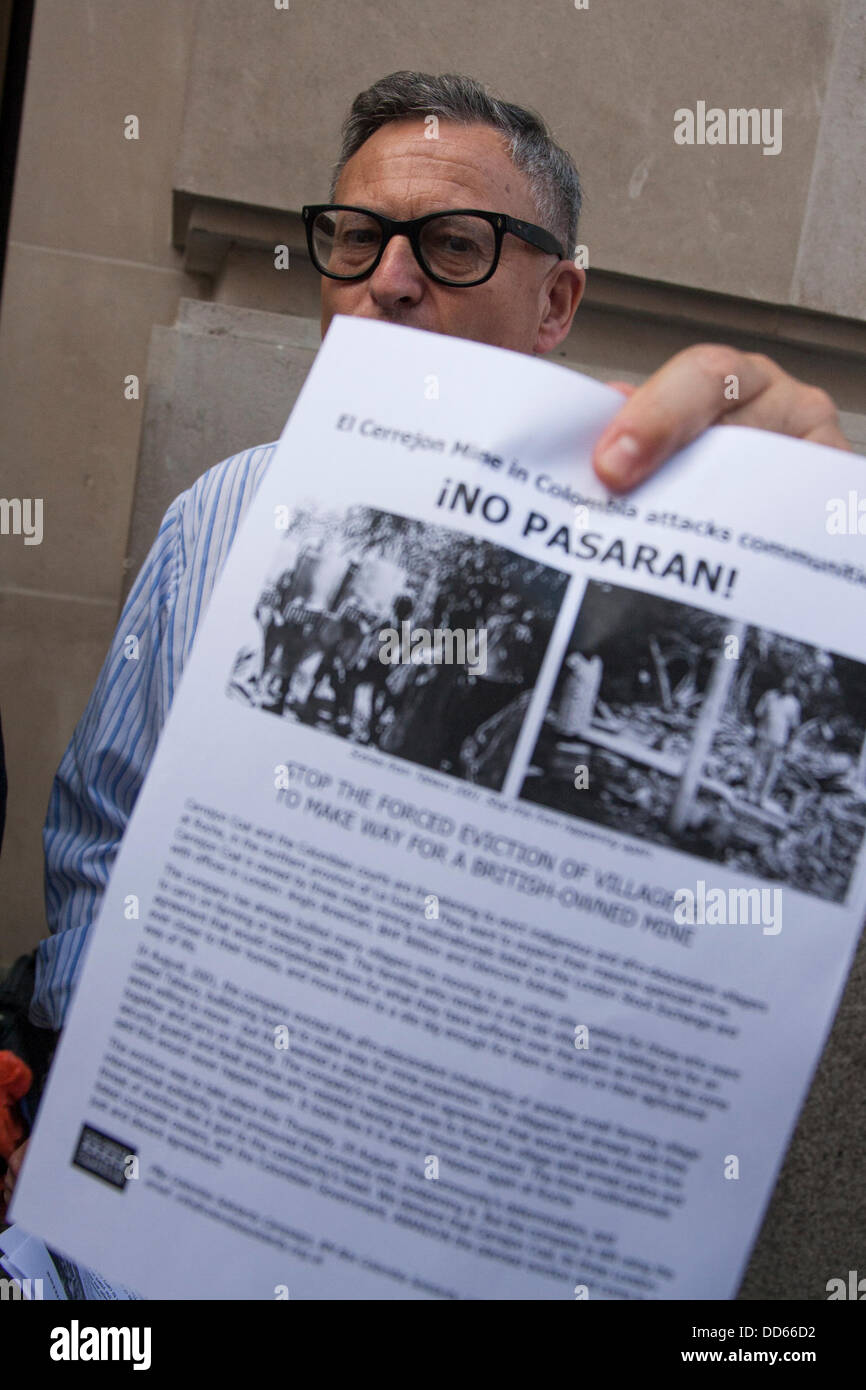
[367,234,426,310]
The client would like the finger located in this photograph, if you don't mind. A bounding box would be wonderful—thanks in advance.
[719,377,852,450]
[605,380,638,398]
[7,1139,29,1179]
[593,346,778,491]
[803,421,853,450]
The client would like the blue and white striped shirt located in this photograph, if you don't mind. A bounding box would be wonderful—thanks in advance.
[32,442,278,1030]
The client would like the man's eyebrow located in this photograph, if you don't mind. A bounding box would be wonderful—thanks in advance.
[333,203,501,218]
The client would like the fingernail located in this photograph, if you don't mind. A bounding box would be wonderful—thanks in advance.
[596,432,642,486]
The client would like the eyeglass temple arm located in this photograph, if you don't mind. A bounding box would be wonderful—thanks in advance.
[504,215,565,260]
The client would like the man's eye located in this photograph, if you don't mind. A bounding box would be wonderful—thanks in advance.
[431,233,476,255]
[340,228,378,246]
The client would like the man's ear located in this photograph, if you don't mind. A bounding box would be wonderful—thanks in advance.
[535,262,585,356]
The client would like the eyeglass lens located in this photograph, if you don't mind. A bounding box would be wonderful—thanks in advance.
[311,209,497,283]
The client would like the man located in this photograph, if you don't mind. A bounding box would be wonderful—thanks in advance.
[748,676,802,806]
[25,69,852,1042]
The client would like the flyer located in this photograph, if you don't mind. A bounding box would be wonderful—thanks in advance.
[12,316,866,1299]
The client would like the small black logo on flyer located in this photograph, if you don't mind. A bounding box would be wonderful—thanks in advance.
[72,1124,136,1190]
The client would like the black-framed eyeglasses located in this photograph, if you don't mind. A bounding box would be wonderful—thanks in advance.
[302,204,565,287]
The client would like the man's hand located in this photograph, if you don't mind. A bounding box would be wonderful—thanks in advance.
[594,345,852,493]
[1,1138,29,1221]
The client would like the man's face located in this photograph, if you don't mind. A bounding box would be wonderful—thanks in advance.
[320,118,584,355]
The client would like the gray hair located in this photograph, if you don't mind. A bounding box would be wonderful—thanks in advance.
[330,71,582,259]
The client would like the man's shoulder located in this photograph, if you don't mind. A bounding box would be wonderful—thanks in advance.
[183,440,280,525]
[166,440,279,573]
[120,441,282,681]
[130,441,279,628]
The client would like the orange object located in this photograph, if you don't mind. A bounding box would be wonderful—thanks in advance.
[0,1050,32,1160]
